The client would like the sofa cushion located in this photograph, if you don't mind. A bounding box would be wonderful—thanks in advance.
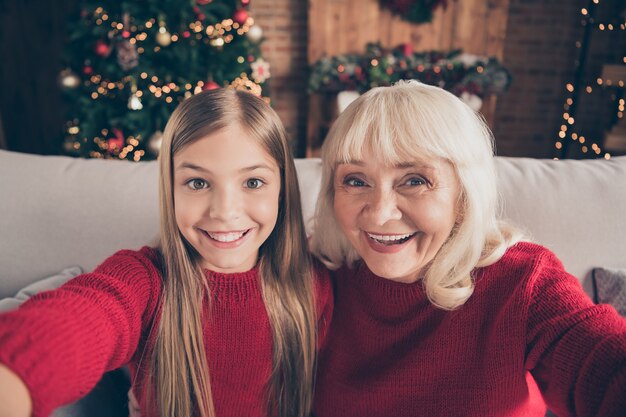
[0,266,82,312]
[592,267,626,316]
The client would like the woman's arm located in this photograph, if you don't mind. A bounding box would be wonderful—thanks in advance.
[0,363,31,417]
[525,248,626,417]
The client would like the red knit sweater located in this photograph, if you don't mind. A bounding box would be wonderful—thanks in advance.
[0,247,333,417]
[313,242,626,417]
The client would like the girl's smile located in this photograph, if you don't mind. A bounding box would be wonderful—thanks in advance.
[199,227,254,248]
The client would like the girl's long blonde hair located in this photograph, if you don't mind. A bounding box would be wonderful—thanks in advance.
[311,80,524,310]
[152,88,317,417]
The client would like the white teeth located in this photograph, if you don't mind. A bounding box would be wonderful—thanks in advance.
[366,232,413,242]
[206,231,246,242]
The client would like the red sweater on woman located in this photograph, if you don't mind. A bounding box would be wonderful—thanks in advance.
[0,247,333,417]
[313,242,626,417]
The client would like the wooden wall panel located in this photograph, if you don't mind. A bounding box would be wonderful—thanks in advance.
[307,0,511,155]
[309,0,509,62]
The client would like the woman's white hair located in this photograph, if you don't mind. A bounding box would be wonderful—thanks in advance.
[310,80,524,310]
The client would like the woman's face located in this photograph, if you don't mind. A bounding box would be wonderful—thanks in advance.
[333,148,461,283]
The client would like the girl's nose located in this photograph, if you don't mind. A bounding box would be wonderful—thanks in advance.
[208,188,242,221]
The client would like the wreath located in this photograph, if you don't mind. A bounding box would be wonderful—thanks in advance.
[380,0,449,24]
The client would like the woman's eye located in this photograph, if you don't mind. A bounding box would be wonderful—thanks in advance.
[405,177,426,186]
[186,179,208,190]
[245,178,264,189]
[345,177,367,187]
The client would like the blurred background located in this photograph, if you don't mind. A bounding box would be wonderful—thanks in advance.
[0,0,624,160]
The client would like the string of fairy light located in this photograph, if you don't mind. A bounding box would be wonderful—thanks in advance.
[555,0,626,160]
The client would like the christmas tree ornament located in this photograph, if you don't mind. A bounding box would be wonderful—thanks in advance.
[83,65,93,75]
[59,69,81,89]
[128,92,143,110]
[63,140,78,153]
[400,42,412,57]
[196,0,212,4]
[241,0,251,6]
[250,58,270,83]
[117,40,139,71]
[156,26,172,47]
[210,37,225,48]
[121,12,131,39]
[246,25,263,43]
[233,8,249,25]
[202,80,220,90]
[108,128,125,151]
[147,130,164,156]
[95,39,112,57]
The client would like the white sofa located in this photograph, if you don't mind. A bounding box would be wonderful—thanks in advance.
[1,149,625,414]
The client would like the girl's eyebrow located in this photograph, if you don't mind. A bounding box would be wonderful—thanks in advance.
[176,162,210,173]
[175,162,275,173]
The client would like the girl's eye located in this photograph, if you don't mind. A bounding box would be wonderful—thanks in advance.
[405,177,426,187]
[245,178,264,189]
[186,178,208,190]
[344,177,367,187]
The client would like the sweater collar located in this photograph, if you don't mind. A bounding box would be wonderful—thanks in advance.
[203,265,261,301]
[341,262,432,317]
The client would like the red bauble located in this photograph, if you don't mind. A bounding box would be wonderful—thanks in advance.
[83,66,93,75]
[95,40,111,57]
[108,129,125,150]
[196,0,212,4]
[122,30,131,39]
[401,42,412,57]
[202,81,220,91]
[233,8,248,25]
[183,31,191,38]
[241,0,251,6]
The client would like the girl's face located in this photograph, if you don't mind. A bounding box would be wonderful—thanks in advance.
[173,125,281,273]
[333,148,460,283]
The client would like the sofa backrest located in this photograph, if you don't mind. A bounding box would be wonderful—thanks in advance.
[1,150,625,298]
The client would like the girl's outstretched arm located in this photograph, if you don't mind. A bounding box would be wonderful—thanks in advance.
[0,247,163,417]
[0,363,31,417]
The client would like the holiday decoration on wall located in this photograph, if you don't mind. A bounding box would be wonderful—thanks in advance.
[380,0,450,24]
[61,0,269,160]
[308,43,511,107]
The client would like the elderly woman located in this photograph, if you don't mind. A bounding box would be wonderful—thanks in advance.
[311,81,626,417]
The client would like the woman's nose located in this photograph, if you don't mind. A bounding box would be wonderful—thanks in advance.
[364,188,402,225]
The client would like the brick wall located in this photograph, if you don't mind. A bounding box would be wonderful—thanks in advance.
[250,0,309,157]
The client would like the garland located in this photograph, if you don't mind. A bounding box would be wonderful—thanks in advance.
[308,43,512,104]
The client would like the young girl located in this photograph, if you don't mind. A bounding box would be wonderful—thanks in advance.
[0,88,332,417]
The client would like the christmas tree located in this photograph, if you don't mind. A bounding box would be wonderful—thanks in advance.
[59,0,270,161]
